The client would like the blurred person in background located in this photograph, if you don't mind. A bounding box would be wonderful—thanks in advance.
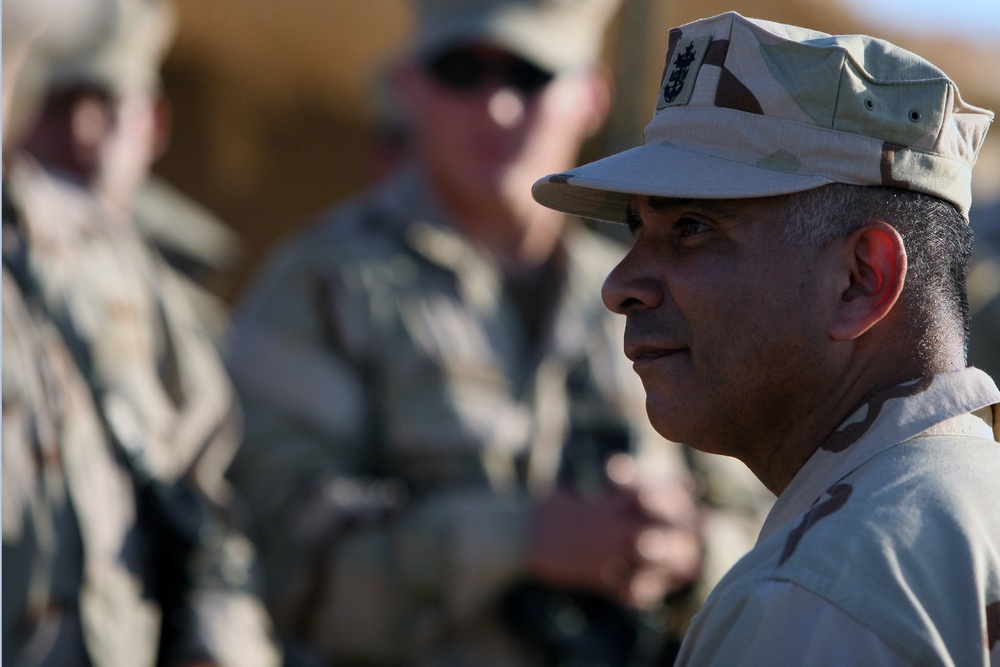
[2,0,282,665]
[225,0,774,665]
[23,0,241,344]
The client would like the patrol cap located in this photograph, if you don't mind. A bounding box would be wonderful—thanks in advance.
[2,0,117,60]
[412,0,622,73]
[532,11,994,221]
[3,0,119,142]
[47,0,177,96]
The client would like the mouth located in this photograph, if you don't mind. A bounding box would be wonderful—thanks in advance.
[625,344,687,369]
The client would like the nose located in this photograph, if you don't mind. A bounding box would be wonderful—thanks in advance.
[602,248,664,315]
[486,86,527,128]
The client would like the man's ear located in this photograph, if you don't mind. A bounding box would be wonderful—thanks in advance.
[151,94,173,161]
[828,221,906,341]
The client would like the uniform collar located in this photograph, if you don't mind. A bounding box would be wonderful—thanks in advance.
[759,367,1000,542]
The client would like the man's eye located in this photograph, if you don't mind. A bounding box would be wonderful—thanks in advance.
[676,217,709,237]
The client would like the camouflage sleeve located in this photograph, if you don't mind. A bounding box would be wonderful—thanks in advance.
[1,278,84,665]
[95,258,283,667]
[225,243,533,664]
[99,366,282,667]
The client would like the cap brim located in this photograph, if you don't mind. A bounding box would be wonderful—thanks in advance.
[532,143,835,224]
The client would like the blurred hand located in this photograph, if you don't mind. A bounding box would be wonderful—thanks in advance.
[526,454,703,609]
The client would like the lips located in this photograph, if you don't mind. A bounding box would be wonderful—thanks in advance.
[623,316,689,367]
[624,342,686,365]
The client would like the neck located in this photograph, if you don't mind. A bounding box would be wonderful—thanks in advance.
[748,386,868,495]
[749,335,965,495]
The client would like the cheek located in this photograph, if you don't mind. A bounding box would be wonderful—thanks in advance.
[526,97,584,152]
[700,286,828,403]
[675,274,797,395]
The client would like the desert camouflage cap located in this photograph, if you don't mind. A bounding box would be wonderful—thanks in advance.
[532,11,994,221]
[47,0,176,96]
[3,0,120,142]
[2,0,118,60]
[412,0,622,73]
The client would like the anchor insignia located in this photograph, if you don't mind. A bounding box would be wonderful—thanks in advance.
[663,42,698,104]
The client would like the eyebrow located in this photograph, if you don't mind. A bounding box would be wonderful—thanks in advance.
[626,196,743,236]
[625,206,644,236]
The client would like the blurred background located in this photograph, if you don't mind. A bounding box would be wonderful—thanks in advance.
[154,0,1000,367]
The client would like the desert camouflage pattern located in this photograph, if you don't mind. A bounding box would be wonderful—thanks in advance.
[5,158,240,486]
[676,368,1000,666]
[3,268,162,667]
[225,163,775,665]
[531,11,994,223]
[2,159,282,667]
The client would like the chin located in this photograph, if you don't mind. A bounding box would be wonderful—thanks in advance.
[645,399,715,452]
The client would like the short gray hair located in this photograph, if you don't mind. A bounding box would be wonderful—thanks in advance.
[780,184,974,357]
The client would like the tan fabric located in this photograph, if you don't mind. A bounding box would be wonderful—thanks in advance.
[47,0,177,95]
[3,269,161,667]
[676,369,1000,665]
[2,159,281,667]
[532,11,994,222]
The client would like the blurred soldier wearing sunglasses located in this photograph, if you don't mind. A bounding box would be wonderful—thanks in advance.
[225,1,774,665]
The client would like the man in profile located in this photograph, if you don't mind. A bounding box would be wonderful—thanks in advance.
[532,11,999,665]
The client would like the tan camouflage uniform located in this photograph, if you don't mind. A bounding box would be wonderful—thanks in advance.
[675,369,1000,665]
[2,158,282,667]
[3,267,162,667]
[529,11,999,666]
[226,164,774,666]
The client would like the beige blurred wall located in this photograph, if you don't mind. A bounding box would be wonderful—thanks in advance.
[154,0,1000,301]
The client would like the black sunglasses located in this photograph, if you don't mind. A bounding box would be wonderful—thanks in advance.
[424,48,555,95]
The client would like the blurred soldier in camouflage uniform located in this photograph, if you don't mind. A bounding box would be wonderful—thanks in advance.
[79,0,242,345]
[225,1,774,665]
[2,0,282,665]
[31,0,241,345]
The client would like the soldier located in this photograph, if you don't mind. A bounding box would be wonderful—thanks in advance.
[532,11,1000,665]
[23,0,241,344]
[225,0,773,665]
[2,0,282,665]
